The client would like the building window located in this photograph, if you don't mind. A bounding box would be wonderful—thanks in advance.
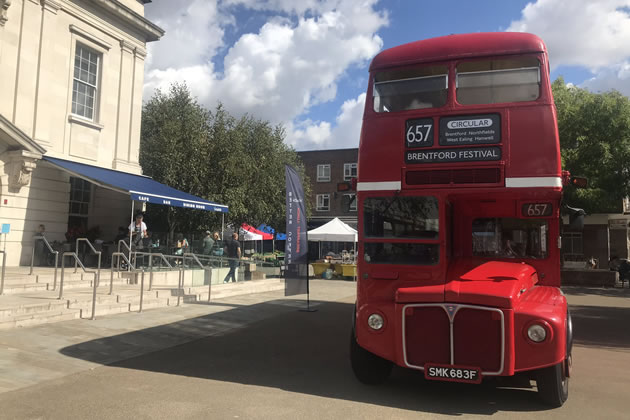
[344,163,357,180]
[562,232,583,262]
[316,194,330,211]
[344,194,357,212]
[72,44,100,120]
[317,164,330,182]
[68,177,91,231]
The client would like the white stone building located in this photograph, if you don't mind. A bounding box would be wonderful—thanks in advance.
[0,0,163,265]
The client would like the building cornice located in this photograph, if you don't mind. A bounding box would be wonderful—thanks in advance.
[41,0,61,14]
[70,24,112,50]
[0,114,47,154]
[91,0,164,42]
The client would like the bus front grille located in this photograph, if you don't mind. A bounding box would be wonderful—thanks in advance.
[402,303,505,375]
[405,168,502,186]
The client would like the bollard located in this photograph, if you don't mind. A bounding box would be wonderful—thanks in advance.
[53,252,58,291]
[139,269,145,313]
[58,254,67,300]
[177,268,183,307]
[148,254,153,291]
[91,272,98,320]
[207,268,212,302]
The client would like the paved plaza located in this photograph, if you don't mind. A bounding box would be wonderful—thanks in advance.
[0,281,629,419]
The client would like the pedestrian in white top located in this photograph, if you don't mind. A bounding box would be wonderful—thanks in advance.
[128,213,147,248]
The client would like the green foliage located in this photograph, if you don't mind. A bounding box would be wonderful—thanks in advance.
[553,77,630,213]
[140,83,310,235]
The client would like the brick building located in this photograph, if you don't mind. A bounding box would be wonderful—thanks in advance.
[297,148,358,229]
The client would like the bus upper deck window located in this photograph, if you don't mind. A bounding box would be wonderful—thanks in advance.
[456,57,540,105]
[373,66,448,113]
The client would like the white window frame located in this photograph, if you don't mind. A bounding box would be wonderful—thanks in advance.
[71,43,101,121]
[68,177,92,218]
[344,163,357,180]
[317,164,331,182]
[345,193,357,212]
[316,194,330,211]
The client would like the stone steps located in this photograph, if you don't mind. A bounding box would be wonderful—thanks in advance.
[0,277,285,330]
[0,308,81,330]
[0,300,69,318]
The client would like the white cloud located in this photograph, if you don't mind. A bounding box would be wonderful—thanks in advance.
[144,0,387,150]
[144,0,228,71]
[286,92,366,150]
[581,61,630,96]
[507,0,630,71]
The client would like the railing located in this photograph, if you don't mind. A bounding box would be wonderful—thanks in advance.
[30,236,59,289]
[130,251,172,291]
[75,238,101,286]
[183,253,213,303]
[0,251,7,295]
[117,240,132,271]
[109,252,136,295]
[60,252,98,319]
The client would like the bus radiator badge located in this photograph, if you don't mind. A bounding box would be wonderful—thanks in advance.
[445,305,458,321]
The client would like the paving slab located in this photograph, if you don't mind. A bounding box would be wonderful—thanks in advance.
[0,280,356,394]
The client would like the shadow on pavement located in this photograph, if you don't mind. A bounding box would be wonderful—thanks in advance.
[563,286,630,299]
[571,304,630,349]
[60,299,552,415]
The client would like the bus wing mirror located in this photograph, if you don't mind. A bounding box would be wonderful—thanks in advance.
[565,205,586,231]
[570,176,588,188]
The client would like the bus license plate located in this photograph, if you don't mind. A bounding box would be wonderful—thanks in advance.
[424,364,482,384]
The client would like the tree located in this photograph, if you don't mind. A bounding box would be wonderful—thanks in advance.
[553,78,630,213]
[140,83,309,237]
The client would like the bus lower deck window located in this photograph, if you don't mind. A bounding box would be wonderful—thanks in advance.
[364,196,439,239]
[472,217,548,259]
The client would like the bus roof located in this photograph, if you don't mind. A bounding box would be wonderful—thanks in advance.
[370,32,546,71]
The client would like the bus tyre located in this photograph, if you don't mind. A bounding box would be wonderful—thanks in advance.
[350,328,392,385]
[536,360,569,407]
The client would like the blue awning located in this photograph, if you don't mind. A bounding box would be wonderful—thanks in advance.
[44,157,228,213]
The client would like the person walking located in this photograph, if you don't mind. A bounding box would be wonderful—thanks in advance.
[223,232,241,283]
[202,231,214,255]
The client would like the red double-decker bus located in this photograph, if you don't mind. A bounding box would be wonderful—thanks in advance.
[350,32,579,407]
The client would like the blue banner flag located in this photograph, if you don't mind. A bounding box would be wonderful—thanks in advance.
[285,165,308,296]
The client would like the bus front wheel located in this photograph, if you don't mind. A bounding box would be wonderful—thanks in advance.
[350,327,392,385]
[536,358,569,407]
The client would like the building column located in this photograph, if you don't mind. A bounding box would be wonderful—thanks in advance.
[12,0,43,134]
[32,0,61,147]
[127,47,146,167]
[112,40,137,173]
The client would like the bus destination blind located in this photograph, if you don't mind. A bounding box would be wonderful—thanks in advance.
[406,146,501,164]
[439,114,501,146]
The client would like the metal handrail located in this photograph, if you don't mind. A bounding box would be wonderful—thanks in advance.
[184,253,213,302]
[129,251,172,290]
[59,252,97,315]
[0,251,7,295]
[117,240,132,271]
[109,252,136,295]
[30,236,59,290]
[75,238,101,287]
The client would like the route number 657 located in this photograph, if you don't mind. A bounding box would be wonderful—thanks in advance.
[522,203,553,217]
[405,119,434,148]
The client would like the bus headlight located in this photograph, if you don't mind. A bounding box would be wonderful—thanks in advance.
[527,324,547,343]
[367,313,384,330]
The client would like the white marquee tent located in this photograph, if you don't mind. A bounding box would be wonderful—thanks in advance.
[308,217,358,242]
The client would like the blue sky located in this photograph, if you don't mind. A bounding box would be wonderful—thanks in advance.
[144,0,630,151]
